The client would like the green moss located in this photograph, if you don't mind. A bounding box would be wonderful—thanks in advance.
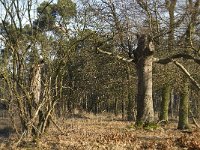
[126,123,136,130]
[135,121,144,129]
[160,85,171,121]
[178,79,190,130]
[134,121,160,130]
[143,122,160,131]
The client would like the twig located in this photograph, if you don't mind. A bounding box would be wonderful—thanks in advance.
[50,115,65,135]
[13,131,26,148]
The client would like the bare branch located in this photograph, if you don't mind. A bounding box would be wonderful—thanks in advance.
[173,61,200,90]
[190,110,200,128]
[154,53,200,65]
[97,48,133,62]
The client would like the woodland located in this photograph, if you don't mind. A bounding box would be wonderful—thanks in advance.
[0,0,200,149]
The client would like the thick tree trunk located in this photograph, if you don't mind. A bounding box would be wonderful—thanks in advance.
[178,78,190,129]
[159,85,171,121]
[136,56,154,124]
[27,61,44,137]
[30,63,42,105]
[134,34,155,125]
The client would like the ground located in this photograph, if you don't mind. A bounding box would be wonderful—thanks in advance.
[0,113,200,150]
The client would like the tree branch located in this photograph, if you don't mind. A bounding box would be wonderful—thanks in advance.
[173,61,200,90]
[97,48,200,89]
[154,53,200,65]
[97,48,133,62]
[190,110,200,128]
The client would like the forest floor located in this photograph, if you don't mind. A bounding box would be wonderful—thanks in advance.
[0,113,200,150]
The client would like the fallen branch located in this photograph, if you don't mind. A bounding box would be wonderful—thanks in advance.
[50,115,65,135]
[190,110,200,128]
[13,131,26,148]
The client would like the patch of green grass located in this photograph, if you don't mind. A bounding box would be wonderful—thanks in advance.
[143,122,160,131]
[126,123,136,130]
[131,121,160,130]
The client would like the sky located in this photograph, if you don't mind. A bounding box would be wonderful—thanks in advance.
[0,0,58,22]
[0,0,54,48]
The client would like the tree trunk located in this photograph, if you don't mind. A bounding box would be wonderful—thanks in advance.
[28,61,45,137]
[136,55,154,124]
[160,0,176,122]
[127,93,134,121]
[114,99,118,116]
[67,62,75,114]
[134,34,155,125]
[94,100,98,115]
[121,98,125,120]
[170,89,174,118]
[126,66,134,121]
[159,85,171,121]
[178,78,190,129]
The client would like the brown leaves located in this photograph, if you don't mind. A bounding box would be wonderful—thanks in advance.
[1,115,200,149]
[176,133,200,150]
[38,117,200,149]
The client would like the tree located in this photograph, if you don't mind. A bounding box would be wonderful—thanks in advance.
[177,0,200,129]
[134,34,155,124]
[178,78,190,129]
[159,0,177,122]
[0,0,77,140]
[159,84,171,121]
[86,0,200,127]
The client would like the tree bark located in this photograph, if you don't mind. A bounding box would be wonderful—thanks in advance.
[134,34,155,125]
[67,63,74,113]
[126,66,134,121]
[159,85,171,121]
[178,78,190,129]
[159,0,176,122]
[127,93,134,121]
[170,89,174,118]
[136,55,154,124]
[114,99,118,116]
[121,98,125,120]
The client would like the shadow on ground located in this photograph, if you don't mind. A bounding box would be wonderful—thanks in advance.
[0,127,14,138]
